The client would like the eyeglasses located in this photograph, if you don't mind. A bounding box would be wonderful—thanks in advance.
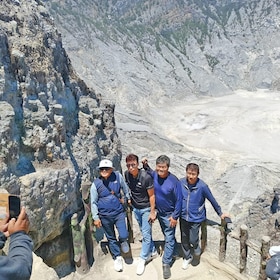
[126,163,137,168]
[99,167,111,171]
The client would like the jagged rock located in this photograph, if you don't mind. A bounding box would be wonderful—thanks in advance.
[0,0,122,276]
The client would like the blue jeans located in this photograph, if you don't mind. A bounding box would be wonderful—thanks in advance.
[133,207,155,260]
[157,213,177,265]
[100,211,128,259]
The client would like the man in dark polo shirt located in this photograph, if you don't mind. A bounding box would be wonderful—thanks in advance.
[125,154,157,276]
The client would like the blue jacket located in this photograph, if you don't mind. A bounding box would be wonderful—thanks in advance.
[180,177,222,222]
[152,171,182,220]
[0,231,33,280]
[91,171,130,219]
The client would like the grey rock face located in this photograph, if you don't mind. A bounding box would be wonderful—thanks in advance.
[0,0,121,276]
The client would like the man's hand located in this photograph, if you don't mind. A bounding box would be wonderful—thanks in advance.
[221,213,230,220]
[141,157,148,169]
[8,207,30,235]
[0,214,9,237]
[168,216,177,228]
[148,211,157,223]
[93,219,102,228]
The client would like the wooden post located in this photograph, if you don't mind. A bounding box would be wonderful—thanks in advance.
[258,236,271,280]
[126,205,134,243]
[71,213,90,274]
[81,182,96,267]
[201,220,207,253]
[240,224,248,273]
[219,218,227,262]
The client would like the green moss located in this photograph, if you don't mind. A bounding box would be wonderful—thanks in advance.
[205,54,219,71]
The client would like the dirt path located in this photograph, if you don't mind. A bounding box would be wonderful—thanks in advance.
[63,240,255,280]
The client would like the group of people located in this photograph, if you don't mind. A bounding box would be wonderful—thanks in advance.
[0,153,278,280]
[90,154,229,279]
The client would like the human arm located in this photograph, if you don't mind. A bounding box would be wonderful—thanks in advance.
[90,182,101,227]
[0,232,33,280]
[168,179,183,227]
[0,207,33,280]
[205,186,231,222]
[171,179,183,221]
[147,188,156,223]
[141,158,153,176]
[204,184,224,217]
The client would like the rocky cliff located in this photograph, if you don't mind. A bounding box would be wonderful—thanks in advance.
[0,0,122,276]
[43,0,280,109]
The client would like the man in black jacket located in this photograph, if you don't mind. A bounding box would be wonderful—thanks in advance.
[125,154,157,276]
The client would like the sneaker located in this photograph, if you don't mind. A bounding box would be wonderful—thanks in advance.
[121,241,129,253]
[162,264,171,279]
[182,257,193,270]
[114,256,123,272]
[136,258,146,275]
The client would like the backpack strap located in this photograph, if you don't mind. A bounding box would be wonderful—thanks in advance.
[124,170,130,185]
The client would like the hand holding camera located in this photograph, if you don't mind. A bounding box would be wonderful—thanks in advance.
[8,207,30,235]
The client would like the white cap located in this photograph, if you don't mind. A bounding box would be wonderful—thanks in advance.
[269,245,280,256]
[98,159,113,169]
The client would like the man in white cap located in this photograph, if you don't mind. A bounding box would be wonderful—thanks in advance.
[90,159,131,272]
[266,245,280,280]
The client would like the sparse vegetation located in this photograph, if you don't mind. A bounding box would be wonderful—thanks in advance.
[205,54,219,71]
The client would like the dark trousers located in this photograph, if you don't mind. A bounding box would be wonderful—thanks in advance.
[180,218,201,260]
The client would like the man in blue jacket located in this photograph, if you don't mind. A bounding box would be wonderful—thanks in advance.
[91,159,131,272]
[143,155,182,279]
[180,163,228,270]
[0,207,33,280]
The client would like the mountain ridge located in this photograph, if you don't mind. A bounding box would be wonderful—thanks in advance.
[44,0,280,106]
